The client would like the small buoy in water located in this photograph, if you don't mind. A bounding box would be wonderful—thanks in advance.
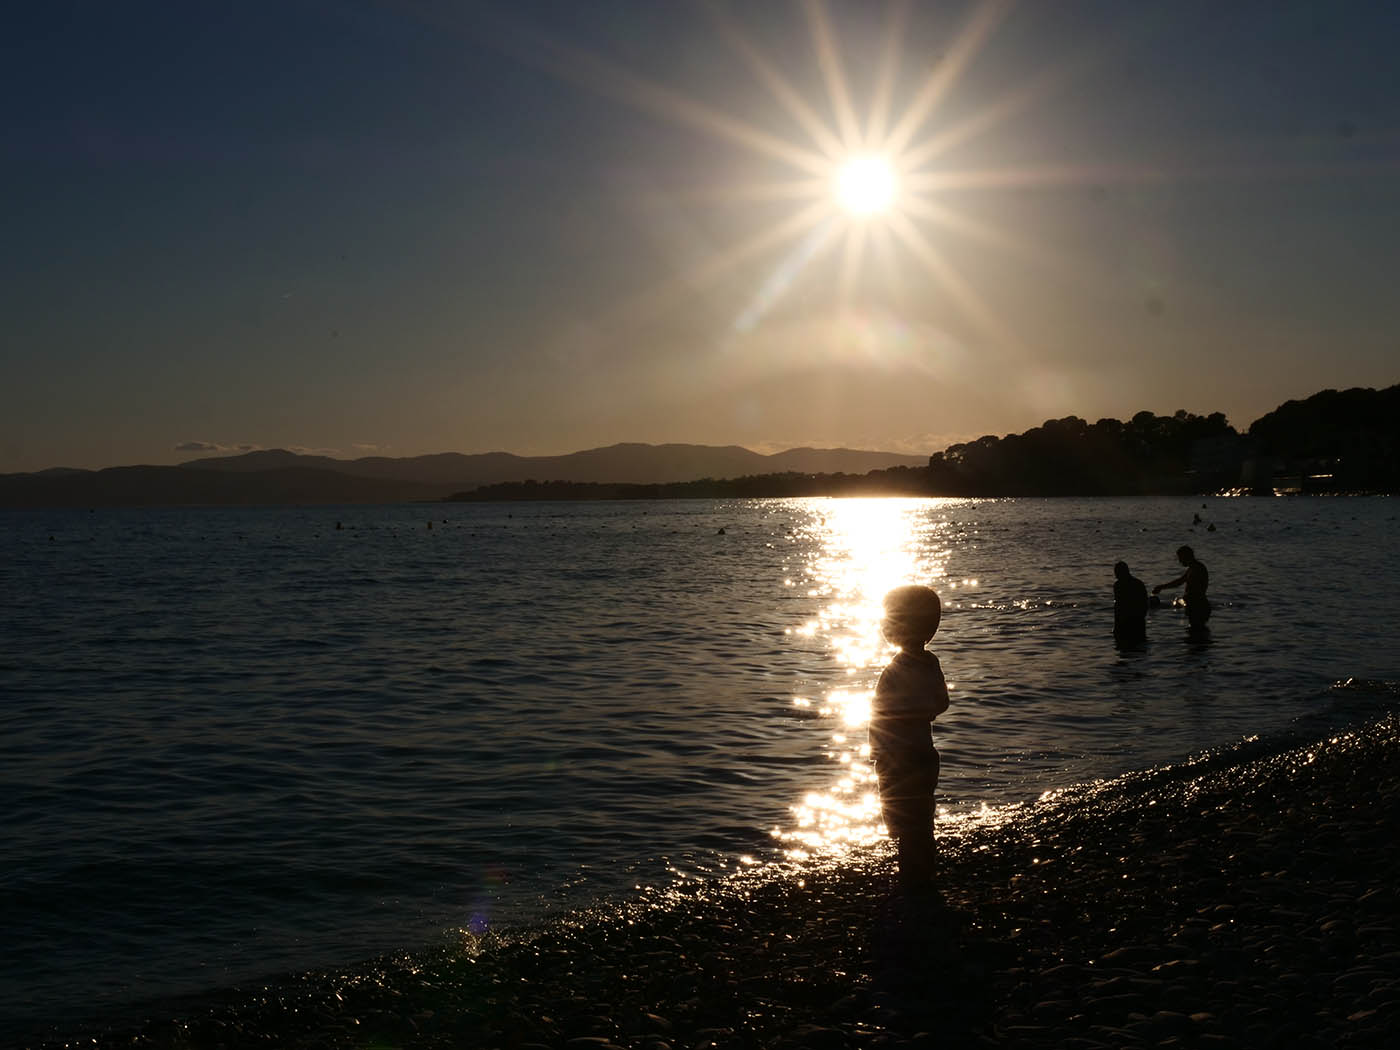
[336,522,342,530]
[1207,523,1216,531]
[717,527,726,535]
[427,521,433,529]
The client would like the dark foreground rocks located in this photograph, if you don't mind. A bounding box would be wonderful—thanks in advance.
[23,716,1400,1049]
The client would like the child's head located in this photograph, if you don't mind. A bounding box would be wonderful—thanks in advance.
[881,584,942,650]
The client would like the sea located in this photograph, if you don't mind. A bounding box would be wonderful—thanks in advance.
[2,495,1397,1042]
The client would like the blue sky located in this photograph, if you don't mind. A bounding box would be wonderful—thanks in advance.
[3,0,1397,471]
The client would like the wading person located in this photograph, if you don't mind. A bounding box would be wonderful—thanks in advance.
[1113,560,1149,644]
[1154,544,1211,632]
[869,584,950,890]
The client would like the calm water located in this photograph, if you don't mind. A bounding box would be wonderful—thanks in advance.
[3,496,1398,1034]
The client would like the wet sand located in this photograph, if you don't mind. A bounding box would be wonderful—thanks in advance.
[27,714,1400,1049]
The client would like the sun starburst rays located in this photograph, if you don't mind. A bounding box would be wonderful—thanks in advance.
[838,219,870,308]
[883,0,1014,158]
[634,176,832,211]
[603,198,838,334]
[901,195,1082,283]
[464,0,1095,353]
[886,211,1024,356]
[802,0,863,151]
[475,7,832,178]
[682,0,1051,340]
[862,0,908,149]
[700,0,847,161]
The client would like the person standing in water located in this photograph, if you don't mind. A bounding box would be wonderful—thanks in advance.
[869,585,950,889]
[1112,561,1149,644]
[1154,544,1211,631]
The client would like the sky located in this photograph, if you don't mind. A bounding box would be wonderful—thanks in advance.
[3,0,1398,473]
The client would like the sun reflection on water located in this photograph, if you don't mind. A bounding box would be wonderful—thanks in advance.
[773,497,974,859]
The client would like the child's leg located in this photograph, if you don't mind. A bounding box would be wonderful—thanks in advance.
[880,755,939,886]
[896,827,937,887]
[900,754,940,886]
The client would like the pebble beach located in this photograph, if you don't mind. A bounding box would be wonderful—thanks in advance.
[26,710,1400,1050]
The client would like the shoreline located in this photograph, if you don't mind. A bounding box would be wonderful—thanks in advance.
[20,712,1400,1050]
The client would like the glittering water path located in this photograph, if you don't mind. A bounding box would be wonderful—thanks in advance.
[2,496,1396,1032]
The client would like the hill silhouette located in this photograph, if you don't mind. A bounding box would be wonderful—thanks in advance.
[0,443,925,508]
[177,443,927,487]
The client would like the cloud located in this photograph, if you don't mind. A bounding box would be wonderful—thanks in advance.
[174,441,264,455]
[351,442,385,453]
[287,445,343,457]
[885,432,970,456]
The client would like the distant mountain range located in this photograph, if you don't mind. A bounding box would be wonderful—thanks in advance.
[0,443,928,508]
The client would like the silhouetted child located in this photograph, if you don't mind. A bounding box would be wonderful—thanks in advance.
[1113,561,1148,644]
[869,584,949,889]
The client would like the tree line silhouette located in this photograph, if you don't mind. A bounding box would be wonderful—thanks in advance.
[925,409,1235,496]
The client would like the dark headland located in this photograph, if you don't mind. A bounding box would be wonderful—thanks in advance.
[26,699,1400,1050]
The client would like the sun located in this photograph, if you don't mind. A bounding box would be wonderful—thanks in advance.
[835,155,898,217]
[495,0,1047,342]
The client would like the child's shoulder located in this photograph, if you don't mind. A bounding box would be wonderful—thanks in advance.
[887,648,942,671]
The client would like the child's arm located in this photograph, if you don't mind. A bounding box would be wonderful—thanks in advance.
[928,663,950,719]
